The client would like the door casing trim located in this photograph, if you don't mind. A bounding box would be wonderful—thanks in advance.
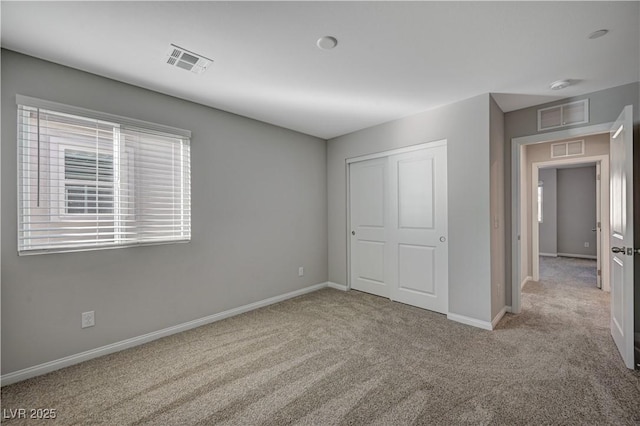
[530,154,610,289]
[511,122,613,313]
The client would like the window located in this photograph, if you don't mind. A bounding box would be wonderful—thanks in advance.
[17,96,191,254]
[537,182,543,223]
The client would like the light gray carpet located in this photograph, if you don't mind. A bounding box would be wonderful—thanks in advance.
[2,256,639,425]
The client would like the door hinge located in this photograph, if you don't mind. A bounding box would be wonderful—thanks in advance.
[597,269,601,276]
[597,221,601,229]
[596,174,601,181]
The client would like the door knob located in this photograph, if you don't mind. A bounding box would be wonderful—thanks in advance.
[611,247,626,253]
[351,230,355,236]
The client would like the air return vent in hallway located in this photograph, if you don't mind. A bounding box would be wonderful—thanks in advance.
[550,140,584,158]
[537,99,589,131]
[166,44,213,74]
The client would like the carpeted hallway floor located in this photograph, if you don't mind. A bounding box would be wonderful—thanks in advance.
[2,256,639,425]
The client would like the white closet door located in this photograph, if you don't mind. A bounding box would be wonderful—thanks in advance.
[349,157,390,298]
[388,145,448,314]
[349,142,448,314]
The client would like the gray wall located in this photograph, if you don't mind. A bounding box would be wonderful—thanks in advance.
[490,96,506,319]
[539,168,557,255]
[1,50,328,375]
[557,166,597,257]
[328,94,493,322]
[504,82,640,305]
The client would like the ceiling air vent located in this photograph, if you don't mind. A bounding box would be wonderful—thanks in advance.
[166,44,212,74]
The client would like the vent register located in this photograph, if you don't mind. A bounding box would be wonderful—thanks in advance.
[537,99,589,131]
[551,140,585,158]
[166,44,212,74]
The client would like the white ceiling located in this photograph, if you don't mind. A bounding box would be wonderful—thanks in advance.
[1,2,639,139]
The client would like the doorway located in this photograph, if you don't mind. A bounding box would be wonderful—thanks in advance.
[511,123,614,314]
[347,140,449,314]
[514,106,635,369]
[531,155,610,291]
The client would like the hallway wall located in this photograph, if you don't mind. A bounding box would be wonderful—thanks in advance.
[557,166,597,258]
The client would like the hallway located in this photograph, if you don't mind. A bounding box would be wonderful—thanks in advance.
[499,255,640,422]
[513,255,606,332]
[539,255,598,289]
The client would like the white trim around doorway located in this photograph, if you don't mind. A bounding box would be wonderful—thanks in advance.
[511,122,613,314]
[530,154,609,289]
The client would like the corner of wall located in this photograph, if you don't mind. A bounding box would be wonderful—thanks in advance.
[489,94,506,319]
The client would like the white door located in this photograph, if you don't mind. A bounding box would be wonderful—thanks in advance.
[388,146,448,313]
[609,105,635,369]
[349,142,448,314]
[596,162,602,289]
[350,157,390,298]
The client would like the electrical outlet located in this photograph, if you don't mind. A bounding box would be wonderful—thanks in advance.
[82,311,95,329]
[584,242,590,248]
[298,267,304,277]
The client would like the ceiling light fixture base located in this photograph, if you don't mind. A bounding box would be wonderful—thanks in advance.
[588,29,609,39]
[549,79,572,90]
[317,36,338,50]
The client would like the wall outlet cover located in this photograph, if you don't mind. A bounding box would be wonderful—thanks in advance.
[82,311,95,328]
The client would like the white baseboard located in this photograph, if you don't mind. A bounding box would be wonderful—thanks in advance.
[447,312,493,331]
[521,276,532,289]
[505,305,513,313]
[327,282,348,291]
[539,252,558,257]
[491,306,508,329]
[558,253,597,260]
[1,282,330,386]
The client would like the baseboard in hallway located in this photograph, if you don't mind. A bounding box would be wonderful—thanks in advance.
[557,253,597,260]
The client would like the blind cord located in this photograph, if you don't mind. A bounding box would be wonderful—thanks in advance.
[36,108,41,207]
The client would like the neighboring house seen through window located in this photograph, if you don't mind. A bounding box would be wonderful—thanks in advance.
[64,149,114,215]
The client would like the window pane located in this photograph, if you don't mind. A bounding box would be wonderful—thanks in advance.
[64,150,113,182]
[537,185,543,223]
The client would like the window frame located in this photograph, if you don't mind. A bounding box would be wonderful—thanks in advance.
[16,95,192,255]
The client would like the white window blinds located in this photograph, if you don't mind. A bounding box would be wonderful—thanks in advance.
[17,96,191,254]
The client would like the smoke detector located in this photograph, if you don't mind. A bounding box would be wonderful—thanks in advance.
[549,79,572,90]
[316,36,338,50]
[166,44,213,74]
